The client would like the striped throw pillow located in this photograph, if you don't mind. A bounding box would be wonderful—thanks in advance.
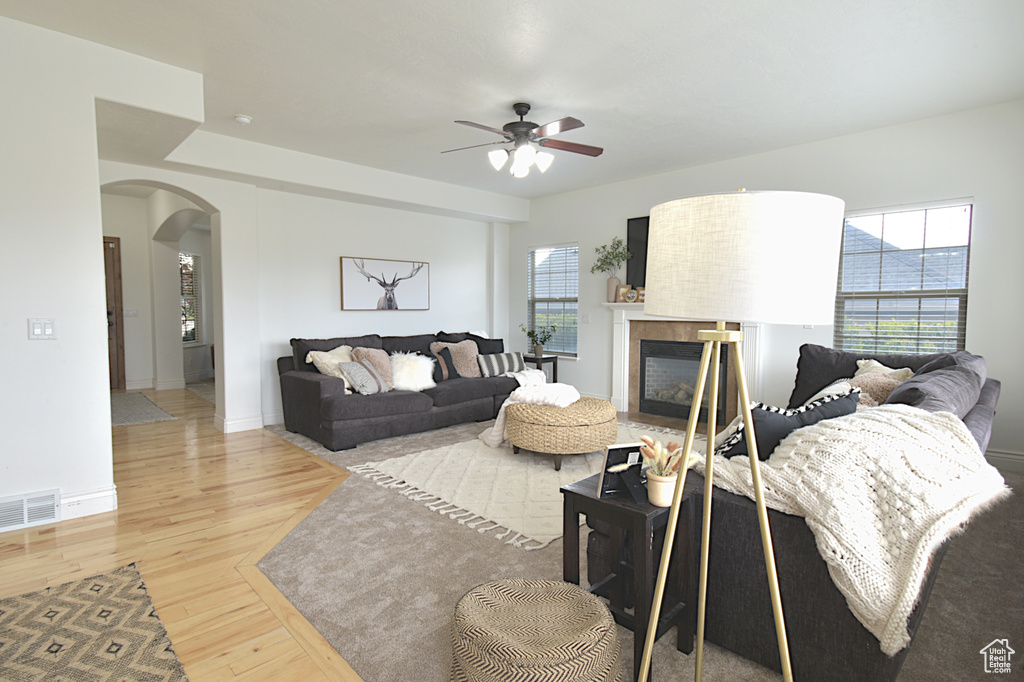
[478,352,526,377]
[340,359,391,395]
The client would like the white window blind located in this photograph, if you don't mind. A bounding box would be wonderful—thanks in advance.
[180,252,202,344]
[834,203,971,354]
[527,245,578,356]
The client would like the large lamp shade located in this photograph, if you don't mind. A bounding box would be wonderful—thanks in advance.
[644,191,846,325]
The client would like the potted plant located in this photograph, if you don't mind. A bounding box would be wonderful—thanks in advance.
[639,436,685,507]
[591,236,633,302]
[519,323,556,357]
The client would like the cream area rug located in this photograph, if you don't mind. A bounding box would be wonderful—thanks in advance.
[349,423,700,549]
[111,392,177,426]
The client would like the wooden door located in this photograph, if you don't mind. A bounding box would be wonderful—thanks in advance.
[104,237,126,391]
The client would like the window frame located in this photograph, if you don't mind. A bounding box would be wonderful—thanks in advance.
[526,243,579,357]
[834,199,972,354]
[180,251,203,347]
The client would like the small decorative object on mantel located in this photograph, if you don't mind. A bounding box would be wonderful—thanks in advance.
[639,436,685,507]
[636,286,645,302]
[520,323,556,356]
[591,236,633,303]
[615,284,633,302]
[340,257,429,310]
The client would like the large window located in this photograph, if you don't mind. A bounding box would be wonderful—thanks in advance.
[527,244,578,356]
[834,202,972,354]
[180,252,202,344]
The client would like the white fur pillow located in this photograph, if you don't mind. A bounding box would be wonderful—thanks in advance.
[390,352,436,391]
[306,345,354,393]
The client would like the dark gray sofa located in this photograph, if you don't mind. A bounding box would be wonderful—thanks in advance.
[587,344,1001,681]
[277,331,518,451]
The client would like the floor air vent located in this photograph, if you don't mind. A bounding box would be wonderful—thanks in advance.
[0,489,61,532]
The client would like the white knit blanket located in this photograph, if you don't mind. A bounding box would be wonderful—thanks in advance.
[692,404,1009,655]
[479,382,581,447]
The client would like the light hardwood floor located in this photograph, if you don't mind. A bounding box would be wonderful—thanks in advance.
[0,388,363,681]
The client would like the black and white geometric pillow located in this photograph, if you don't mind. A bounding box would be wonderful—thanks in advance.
[477,352,526,377]
[714,387,861,460]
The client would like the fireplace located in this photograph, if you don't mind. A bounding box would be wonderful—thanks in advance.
[639,339,728,425]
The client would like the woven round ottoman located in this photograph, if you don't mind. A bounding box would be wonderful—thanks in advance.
[451,578,621,682]
[506,397,618,470]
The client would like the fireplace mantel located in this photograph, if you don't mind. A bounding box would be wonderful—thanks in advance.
[602,303,761,413]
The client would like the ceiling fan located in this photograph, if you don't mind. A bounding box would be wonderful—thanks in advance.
[443,103,603,178]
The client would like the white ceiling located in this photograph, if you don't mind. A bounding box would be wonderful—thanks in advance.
[4,0,1023,199]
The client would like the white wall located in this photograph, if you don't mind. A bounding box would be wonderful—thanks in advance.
[256,188,497,423]
[512,99,1024,458]
[0,17,203,517]
[101,194,156,389]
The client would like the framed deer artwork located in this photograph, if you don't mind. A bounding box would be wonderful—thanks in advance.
[340,257,430,310]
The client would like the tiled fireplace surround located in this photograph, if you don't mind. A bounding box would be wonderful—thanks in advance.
[605,304,764,430]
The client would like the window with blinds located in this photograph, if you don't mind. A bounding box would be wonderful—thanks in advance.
[834,202,971,354]
[527,244,578,356]
[180,252,202,344]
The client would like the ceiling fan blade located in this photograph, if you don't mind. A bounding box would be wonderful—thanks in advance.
[538,137,604,157]
[440,140,507,153]
[533,117,584,138]
[455,120,510,136]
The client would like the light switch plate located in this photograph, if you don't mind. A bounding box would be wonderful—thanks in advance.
[28,318,57,340]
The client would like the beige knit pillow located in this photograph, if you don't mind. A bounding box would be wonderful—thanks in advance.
[352,347,394,389]
[429,340,481,378]
[306,345,354,393]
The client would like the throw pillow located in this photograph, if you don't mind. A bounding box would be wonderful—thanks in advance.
[432,346,462,382]
[848,372,903,406]
[885,364,983,418]
[339,359,391,395]
[715,388,861,460]
[478,352,526,377]
[855,359,914,382]
[390,352,436,391]
[429,340,481,378]
[306,345,354,393]
[352,347,394,389]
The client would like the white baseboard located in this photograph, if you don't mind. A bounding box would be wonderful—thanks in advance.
[126,379,153,391]
[62,485,118,520]
[215,413,264,433]
[262,411,284,426]
[986,449,1024,474]
[155,379,186,390]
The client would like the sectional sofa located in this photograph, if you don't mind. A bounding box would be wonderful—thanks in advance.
[277,331,518,450]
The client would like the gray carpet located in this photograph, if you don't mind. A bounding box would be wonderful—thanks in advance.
[111,392,177,426]
[260,423,1023,682]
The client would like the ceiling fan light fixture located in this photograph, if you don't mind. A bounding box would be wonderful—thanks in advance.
[535,151,554,173]
[488,148,509,171]
[510,159,531,178]
[514,143,537,165]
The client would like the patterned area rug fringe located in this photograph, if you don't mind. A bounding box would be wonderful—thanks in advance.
[349,463,554,550]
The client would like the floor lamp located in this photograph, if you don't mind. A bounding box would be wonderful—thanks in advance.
[636,190,845,682]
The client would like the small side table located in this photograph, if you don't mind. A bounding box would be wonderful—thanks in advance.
[562,473,697,682]
[523,353,558,382]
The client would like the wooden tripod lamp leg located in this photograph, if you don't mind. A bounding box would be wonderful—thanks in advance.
[637,338,713,682]
[733,339,793,681]
[637,324,793,682]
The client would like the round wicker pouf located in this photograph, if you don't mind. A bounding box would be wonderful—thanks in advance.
[506,396,618,470]
[451,578,621,682]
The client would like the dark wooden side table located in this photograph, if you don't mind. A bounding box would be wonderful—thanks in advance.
[561,473,697,682]
[522,353,558,382]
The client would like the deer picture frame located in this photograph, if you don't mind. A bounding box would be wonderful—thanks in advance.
[340,257,430,310]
